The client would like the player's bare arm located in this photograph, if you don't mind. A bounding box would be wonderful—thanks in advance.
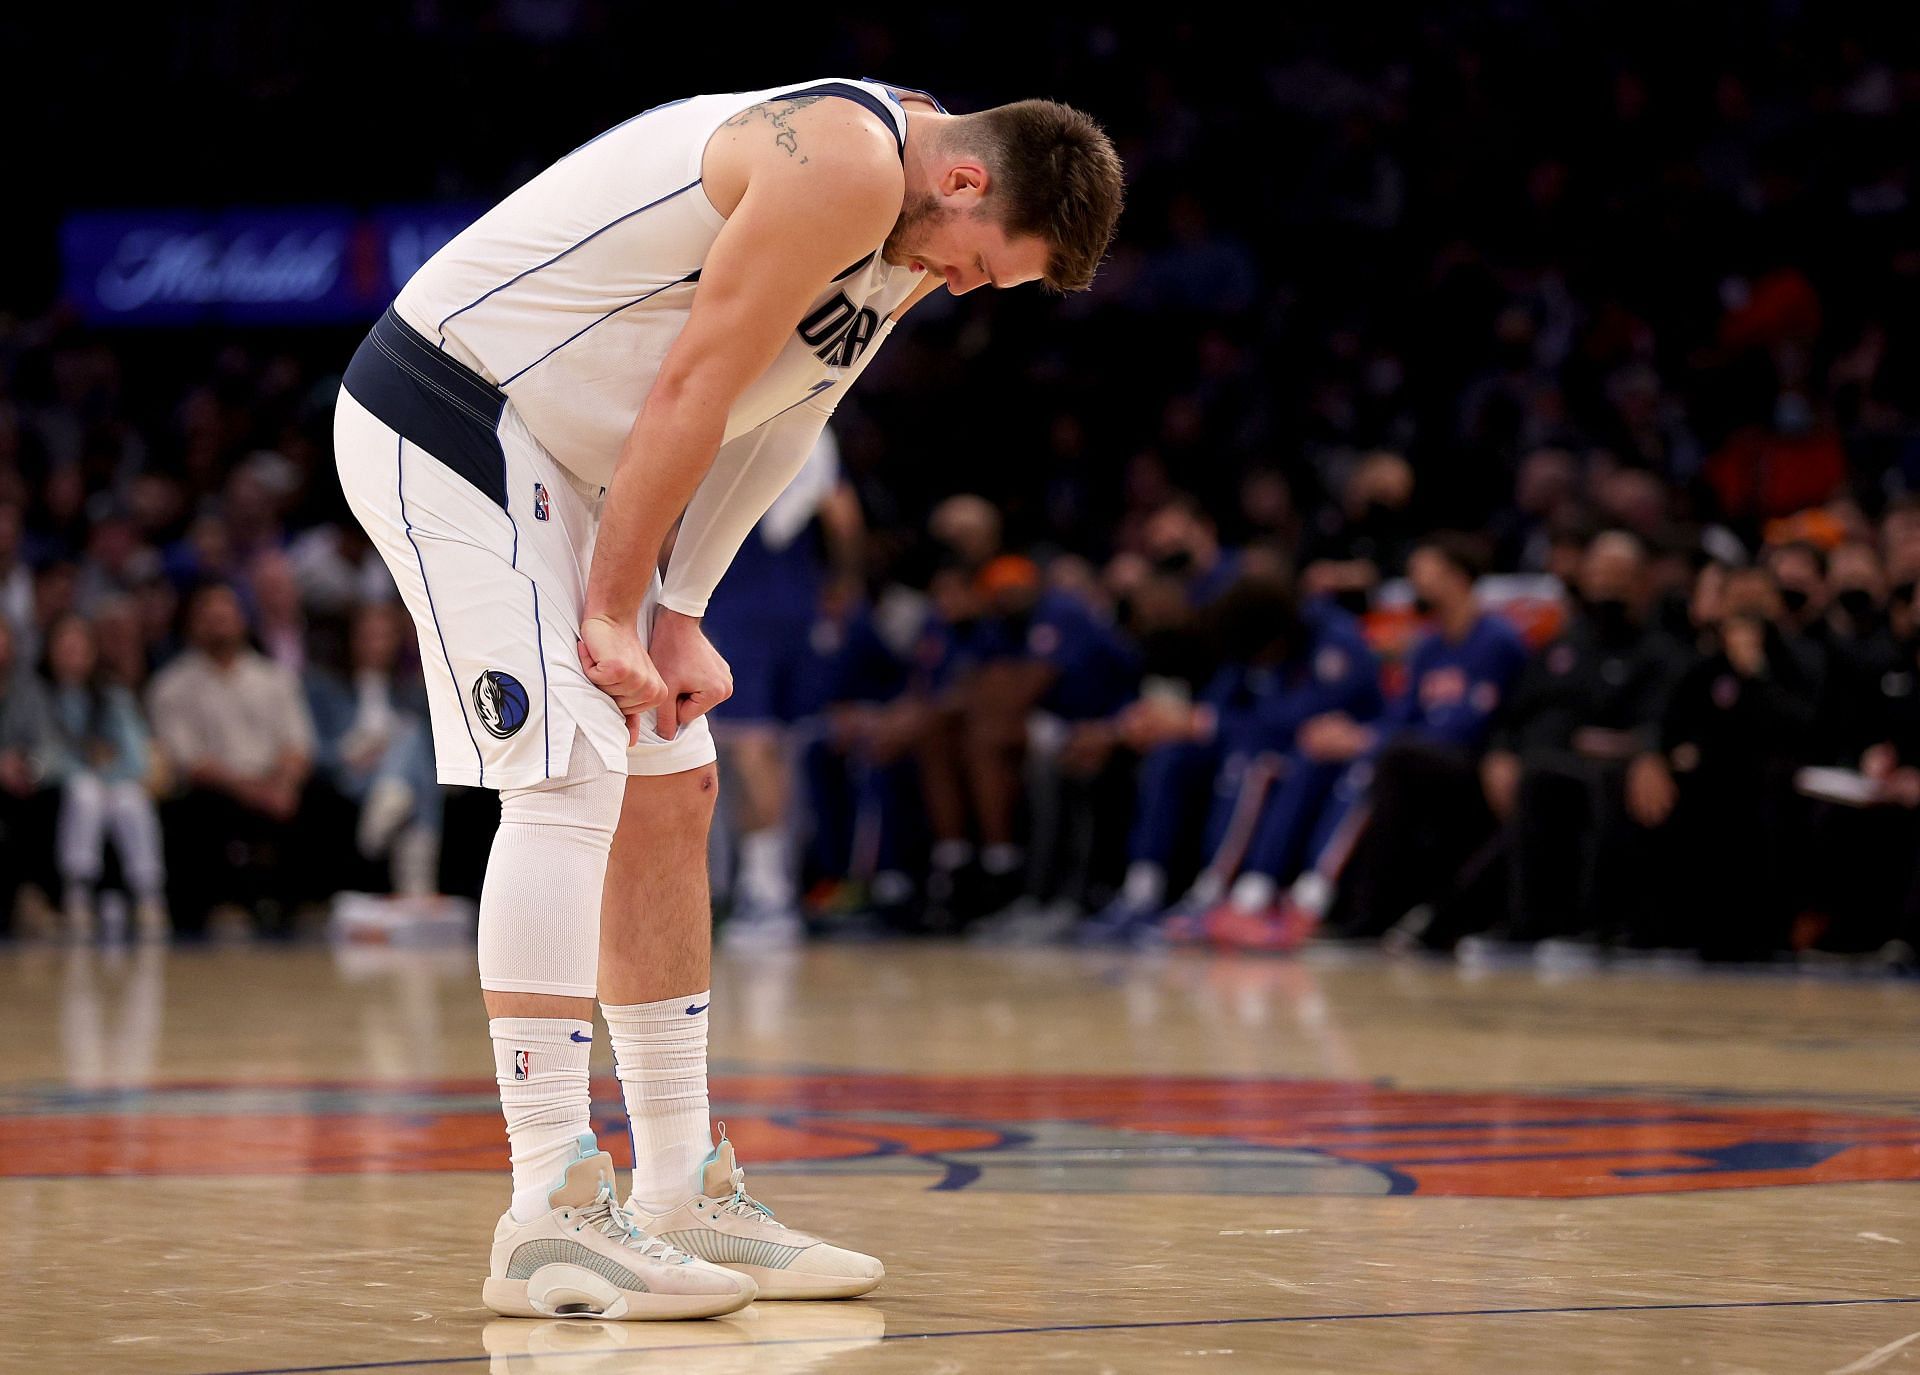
[578,99,902,741]
[645,219,943,741]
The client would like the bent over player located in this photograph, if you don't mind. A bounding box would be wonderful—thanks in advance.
[332,77,1124,1319]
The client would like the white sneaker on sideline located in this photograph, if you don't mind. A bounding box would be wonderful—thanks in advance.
[720,903,804,950]
[630,1126,884,1300]
[484,1134,758,1321]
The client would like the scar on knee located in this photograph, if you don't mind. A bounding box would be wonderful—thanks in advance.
[700,771,717,792]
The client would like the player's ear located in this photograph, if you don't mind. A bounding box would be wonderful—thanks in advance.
[942,159,988,202]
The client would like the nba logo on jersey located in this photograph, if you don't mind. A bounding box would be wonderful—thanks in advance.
[513,1050,530,1082]
[532,483,550,522]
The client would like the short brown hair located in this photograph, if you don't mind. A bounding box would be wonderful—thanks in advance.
[959,100,1125,294]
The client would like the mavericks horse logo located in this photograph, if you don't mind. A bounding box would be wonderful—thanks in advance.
[473,670,530,739]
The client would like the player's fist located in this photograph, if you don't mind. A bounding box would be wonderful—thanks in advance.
[578,614,669,746]
[649,607,733,742]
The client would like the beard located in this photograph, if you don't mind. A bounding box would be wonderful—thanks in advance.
[881,190,949,266]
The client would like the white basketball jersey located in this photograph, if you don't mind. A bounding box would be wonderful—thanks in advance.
[392,77,937,488]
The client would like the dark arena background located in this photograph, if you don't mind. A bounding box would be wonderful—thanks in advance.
[4,6,1920,1372]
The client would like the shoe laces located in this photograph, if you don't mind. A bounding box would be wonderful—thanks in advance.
[713,1168,781,1224]
[573,1179,693,1262]
[707,1131,781,1225]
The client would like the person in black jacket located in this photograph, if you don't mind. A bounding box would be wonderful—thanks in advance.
[1659,564,1821,958]
[1476,530,1691,947]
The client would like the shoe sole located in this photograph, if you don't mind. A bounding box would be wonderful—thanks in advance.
[716,1263,883,1300]
[483,1273,756,1321]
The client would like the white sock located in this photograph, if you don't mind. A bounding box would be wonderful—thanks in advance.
[1290,871,1333,919]
[491,1017,593,1223]
[1188,869,1225,906]
[931,839,974,872]
[981,843,1024,877]
[1122,861,1166,908]
[738,828,793,910]
[605,992,712,1213]
[1230,872,1277,912]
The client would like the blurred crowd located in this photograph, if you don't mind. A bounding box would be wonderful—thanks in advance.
[3,9,1919,962]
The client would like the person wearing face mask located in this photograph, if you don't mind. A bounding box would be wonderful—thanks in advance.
[1762,539,1830,641]
[1191,532,1529,951]
[1140,495,1240,610]
[1816,541,1904,765]
[1466,529,1691,955]
[1657,564,1821,958]
[1300,451,1418,617]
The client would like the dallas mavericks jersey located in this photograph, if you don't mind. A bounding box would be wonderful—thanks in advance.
[391,77,941,489]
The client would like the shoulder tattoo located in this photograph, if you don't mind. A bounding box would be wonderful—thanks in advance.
[720,95,829,162]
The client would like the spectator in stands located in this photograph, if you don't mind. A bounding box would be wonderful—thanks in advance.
[146,582,318,935]
[1818,540,1903,764]
[1660,564,1821,957]
[1475,530,1689,950]
[89,595,151,692]
[248,550,309,675]
[0,501,31,645]
[0,615,62,932]
[305,601,437,895]
[1140,494,1240,609]
[42,613,166,940]
[1301,450,1417,614]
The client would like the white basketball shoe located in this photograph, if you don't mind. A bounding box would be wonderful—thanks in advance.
[629,1127,885,1300]
[484,1133,759,1321]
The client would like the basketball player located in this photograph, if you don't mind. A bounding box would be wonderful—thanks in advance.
[332,78,1123,1320]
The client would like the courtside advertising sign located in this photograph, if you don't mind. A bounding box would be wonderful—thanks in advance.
[60,205,481,325]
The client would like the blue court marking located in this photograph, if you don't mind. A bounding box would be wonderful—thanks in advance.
[191,1296,1920,1374]
[398,434,485,784]
[435,180,705,337]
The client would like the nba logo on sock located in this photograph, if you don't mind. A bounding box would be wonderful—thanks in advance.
[513,1050,530,1081]
[533,483,550,521]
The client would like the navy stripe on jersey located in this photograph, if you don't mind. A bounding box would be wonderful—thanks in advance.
[776,82,906,156]
[497,269,703,387]
[833,251,876,282]
[865,78,950,115]
[395,434,487,785]
[436,180,707,337]
[561,95,694,161]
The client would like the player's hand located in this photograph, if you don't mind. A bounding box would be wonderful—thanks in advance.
[1626,751,1677,828]
[648,607,733,742]
[578,614,669,746]
[1480,749,1521,818]
[1299,712,1371,762]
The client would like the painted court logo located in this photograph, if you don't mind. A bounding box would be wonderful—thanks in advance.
[14,1073,1920,1194]
[473,670,529,739]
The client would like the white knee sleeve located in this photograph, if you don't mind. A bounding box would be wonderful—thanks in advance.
[477,732,626,998]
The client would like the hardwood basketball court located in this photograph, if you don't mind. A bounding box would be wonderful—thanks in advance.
[4,942,1918,1373]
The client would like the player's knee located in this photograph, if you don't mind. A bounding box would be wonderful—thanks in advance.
[630,761,721,824]
[498,735,626,844]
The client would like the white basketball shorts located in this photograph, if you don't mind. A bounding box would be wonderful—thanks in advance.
[332,306,715,791]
